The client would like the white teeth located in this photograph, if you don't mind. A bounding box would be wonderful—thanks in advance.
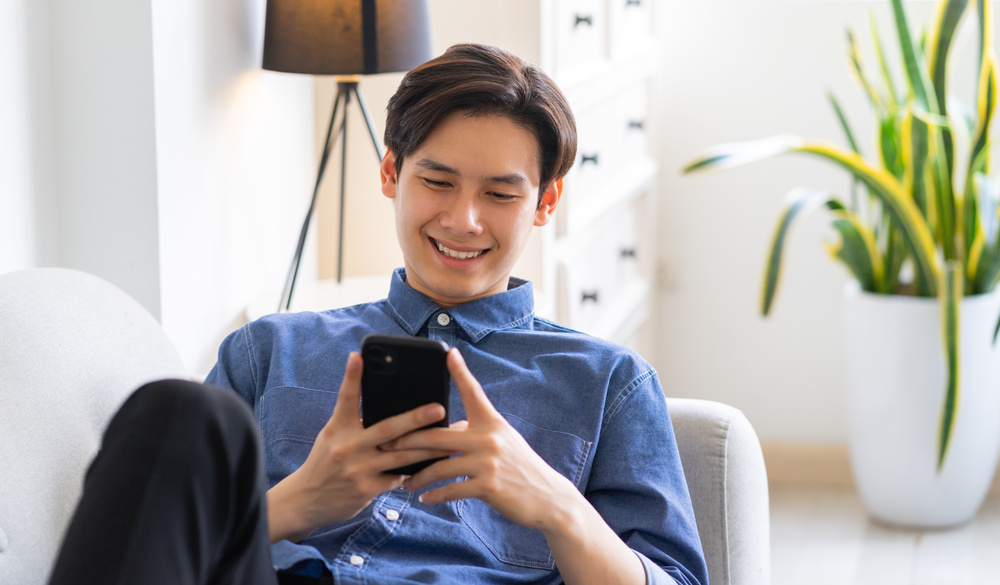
[436,241,484,260]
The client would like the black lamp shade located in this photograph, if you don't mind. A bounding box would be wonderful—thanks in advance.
[262,0,432,75]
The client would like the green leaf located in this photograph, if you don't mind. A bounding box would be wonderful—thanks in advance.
[827,211,886,293]
[938,260,962,471]
[683,135,941,295]
[848,29,884,113]
[828,91,862,154]
[761,189,847,315]
[969,51,997,182]
[879,115,904,179]
[892,0,938,114]
[927,0,969,115]
[902,105,930,219]
[871,11,900,112]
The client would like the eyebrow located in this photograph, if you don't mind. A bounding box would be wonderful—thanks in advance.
[414,158,530,188]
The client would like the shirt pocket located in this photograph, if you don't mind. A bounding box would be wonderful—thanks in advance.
[259,385,338,488]
[456,413,592,570]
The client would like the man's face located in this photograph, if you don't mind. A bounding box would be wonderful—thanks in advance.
[380,112,561,307]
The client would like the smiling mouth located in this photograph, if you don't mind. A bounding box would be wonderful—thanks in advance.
[432,238,488,260]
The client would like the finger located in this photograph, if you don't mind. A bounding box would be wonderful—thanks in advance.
[371,448,456,474]
[418,478,481,506]
[362,402,446,449]
[404,453,477,493]
[447,348,497,421]
[329,352,363,428]
[381,425,466,452]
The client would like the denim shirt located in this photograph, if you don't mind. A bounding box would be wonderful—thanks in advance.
[206,269,707,585]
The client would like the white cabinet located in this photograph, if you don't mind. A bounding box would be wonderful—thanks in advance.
[539,0,660,350]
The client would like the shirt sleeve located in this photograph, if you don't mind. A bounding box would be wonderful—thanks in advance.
[585,370,708,585]
[203,324,258,408]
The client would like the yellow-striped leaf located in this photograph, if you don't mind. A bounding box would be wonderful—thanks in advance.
[761,189,847,315]
[683,135,941,294]
[872,11,900,112]
[938,260,962,471]
[826,211,886,293]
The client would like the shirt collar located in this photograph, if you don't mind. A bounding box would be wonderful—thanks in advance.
[385,267,535,343]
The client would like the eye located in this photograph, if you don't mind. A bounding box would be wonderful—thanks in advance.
[421,177,450,188]
[489,192,517,202]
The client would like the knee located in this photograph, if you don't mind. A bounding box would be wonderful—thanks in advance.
[116,379,258,444]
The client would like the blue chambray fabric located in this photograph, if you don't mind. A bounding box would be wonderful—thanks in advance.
[206,268,707,585]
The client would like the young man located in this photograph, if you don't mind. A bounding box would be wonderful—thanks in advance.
[48,44,707,585]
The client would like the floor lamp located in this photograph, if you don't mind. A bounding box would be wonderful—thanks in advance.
[262,0,432,312]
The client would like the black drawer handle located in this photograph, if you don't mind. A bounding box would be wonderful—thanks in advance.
[620,247,637,258]
[626,0,641,6]
[628,119,645,131]
[581,153,599,166]
[581,290,599,303]
[574,14,593,27]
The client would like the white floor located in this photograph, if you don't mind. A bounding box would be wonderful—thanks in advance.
[770,487,1000,585]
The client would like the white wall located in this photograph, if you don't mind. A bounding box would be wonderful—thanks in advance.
[151,0,316,375]
[1,0,316,377]
[653,0,987,443]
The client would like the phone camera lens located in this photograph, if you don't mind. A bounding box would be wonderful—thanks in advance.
[385,355,393,363]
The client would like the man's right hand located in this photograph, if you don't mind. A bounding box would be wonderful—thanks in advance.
[266,352,451,543]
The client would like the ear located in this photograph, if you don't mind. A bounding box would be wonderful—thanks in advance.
[380,150,399,200]
[533,177,563,227]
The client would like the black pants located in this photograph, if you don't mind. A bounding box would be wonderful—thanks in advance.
[48,379,325,585]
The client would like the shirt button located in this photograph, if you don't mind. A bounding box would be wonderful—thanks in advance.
[437,313,451,326]
[349,554,364,566]
[385,509,400,521]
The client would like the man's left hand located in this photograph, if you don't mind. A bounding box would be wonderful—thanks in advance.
[382,348,579,532]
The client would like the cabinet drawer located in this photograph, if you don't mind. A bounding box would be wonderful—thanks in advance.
[552,0,609,83]
[560,80,651,235]
[557,195,645,335]
[608,0,655,61]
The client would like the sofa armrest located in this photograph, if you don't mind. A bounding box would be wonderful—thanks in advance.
[667,398,770,585]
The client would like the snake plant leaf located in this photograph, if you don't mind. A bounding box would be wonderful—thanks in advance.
[826,211,886,293]
[892,0,938,114]
[969,50,997,181]
[973,173,1000,295]
[879,116,905,178]
[828,92,862,154]
[684,135,941,295]
[976,0,993,77]
[902,105,931,219]
[848,30,884,113]
[928,0,969,187]
[964,149,990,266]
[938,260,962,471]
[828,92,864,211]
[928,0,969,113]
[761,189,847,316]
[872,12,900,112]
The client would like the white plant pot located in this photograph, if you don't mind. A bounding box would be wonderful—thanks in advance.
[844,282,1000,527]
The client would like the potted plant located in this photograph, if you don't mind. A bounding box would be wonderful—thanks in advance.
[683,0,1000,527]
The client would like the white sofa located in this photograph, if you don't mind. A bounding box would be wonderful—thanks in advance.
[0,268,770,585]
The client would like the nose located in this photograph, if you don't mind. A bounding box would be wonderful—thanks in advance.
[439,190,484,237]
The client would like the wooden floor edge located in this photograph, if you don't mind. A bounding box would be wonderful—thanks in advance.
[760,442,1000,494]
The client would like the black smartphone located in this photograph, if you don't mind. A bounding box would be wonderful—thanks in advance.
[360,333,450,475]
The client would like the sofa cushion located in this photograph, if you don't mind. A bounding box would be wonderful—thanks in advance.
[0,268,188,585]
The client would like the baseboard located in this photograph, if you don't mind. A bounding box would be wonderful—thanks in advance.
[761,442,1000,494]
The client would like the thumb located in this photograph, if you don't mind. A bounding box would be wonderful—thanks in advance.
[447,348,496,422]
[329,352,363,429]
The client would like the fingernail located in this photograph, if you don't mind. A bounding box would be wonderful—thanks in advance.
[425,404,444,421]
[418,494,425,503]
